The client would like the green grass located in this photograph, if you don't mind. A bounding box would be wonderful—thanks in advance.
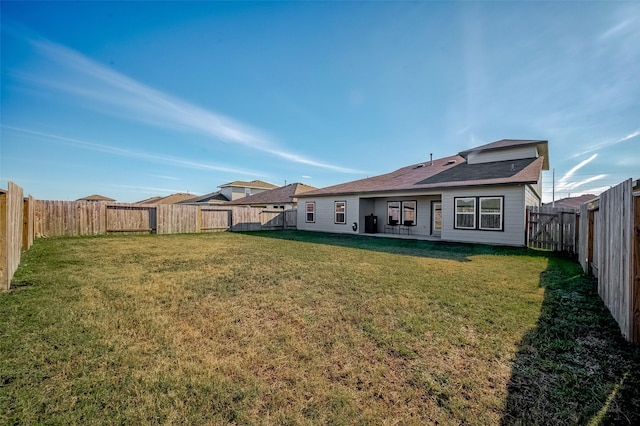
[1,231,638,424]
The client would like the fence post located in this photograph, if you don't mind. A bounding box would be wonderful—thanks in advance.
[587,209,595,275]
[0,189,7,290]
[633,195,640,343]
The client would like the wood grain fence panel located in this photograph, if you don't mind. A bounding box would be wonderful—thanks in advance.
[157,205,198,234]
[285,209,297,229]
[231,207,262,231]
[633,195,640,343]
[597,179,633,341]
[1,182,24,290]
[200,208,231,231]
[526,206,577,252]
[260,210,284,229]
[0,189,6,290]
[579,203,590,273]
[22,195,34,250]
[106,204,154,234]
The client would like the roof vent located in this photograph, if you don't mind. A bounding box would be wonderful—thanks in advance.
[445,160,457,165]
[414,163,425,169]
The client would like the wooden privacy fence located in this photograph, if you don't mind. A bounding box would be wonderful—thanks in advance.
[578,178,640,343]
[34,200,297,238]
[526,206,578,253]
[1,182,35,290]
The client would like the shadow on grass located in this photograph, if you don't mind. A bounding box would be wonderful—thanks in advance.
[249,231,640,423]
[242,230,538,262]
[502,256,640,425]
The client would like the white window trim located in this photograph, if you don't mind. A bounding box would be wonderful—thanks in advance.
[479,197,503,231]
[455,197,476,229]
[305,202,315,223]
[335,201,346,224]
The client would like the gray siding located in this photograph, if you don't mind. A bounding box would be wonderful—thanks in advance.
[368,196,440,237]
[441,186,527,246]
[297,196,360,234]
[466,146,538,165]
[524,185,541,207]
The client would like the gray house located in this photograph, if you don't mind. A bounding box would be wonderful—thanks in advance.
[296,139,548,246]
[223,183,316,210]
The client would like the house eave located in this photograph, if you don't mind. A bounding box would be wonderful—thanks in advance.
[296,180,538,198]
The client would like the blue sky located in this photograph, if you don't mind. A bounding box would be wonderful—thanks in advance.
[1,1,638,203]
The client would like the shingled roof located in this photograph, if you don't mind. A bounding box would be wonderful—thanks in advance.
[298,140,547,197]
[76,194,116,202]
[136,193,197,204]
[224,183,317,206]
[218,180,278,190]
[178,191,229,204]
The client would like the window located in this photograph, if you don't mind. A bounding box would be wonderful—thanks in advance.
[305,202,315,223]
[455,197,476,229]
[479,197,503,230]
[388,200,417,225]
[387,201,400,225]
[244,188,251,196]
[402,201,416,226]
[335,201,346,224]
[454,196,504,231]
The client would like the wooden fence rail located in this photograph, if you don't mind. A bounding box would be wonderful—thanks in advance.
[33,200,297,238]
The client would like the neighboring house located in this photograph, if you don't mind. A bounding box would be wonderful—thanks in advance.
[136,193,197,205]
[178,191,229,205]
[223,183,317,210]
[544,194,596,210]
[218,180,278,201]
[178,180,279,205]
[76,194,116,202]
[296,139,549,247]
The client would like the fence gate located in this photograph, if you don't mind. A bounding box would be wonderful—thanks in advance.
[527,206,578,253]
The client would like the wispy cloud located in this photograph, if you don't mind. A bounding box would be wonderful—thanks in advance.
[20,38,362,174]
[570,129,640,158]
[2,125,264,177]
[147,174,180,181]
[107,184,196,195]
[598,18,634,41]
[556,153,607,192]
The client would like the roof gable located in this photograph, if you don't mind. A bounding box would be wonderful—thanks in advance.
[416,158,537,185]
[458,139,549,170]
[76,194,116,202]
[218,180,278,190]
[224,183,317,205]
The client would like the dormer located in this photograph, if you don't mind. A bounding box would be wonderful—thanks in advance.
[458,139,549,170]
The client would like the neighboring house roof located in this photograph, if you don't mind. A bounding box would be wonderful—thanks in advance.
[76,194,116,202]
[135,196,164,204]
[136,193,197,204]
[298,140,547,198]
[223,183,317,206]
[178,191,229,204]
[544,194,597,210]
[218,180,278,190]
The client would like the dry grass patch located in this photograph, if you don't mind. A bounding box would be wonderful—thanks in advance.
[1,231,638,424]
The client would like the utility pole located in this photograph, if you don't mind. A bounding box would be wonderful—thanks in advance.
[552,168,555,207]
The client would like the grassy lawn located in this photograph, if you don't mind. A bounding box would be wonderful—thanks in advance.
[1,231,638,424]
